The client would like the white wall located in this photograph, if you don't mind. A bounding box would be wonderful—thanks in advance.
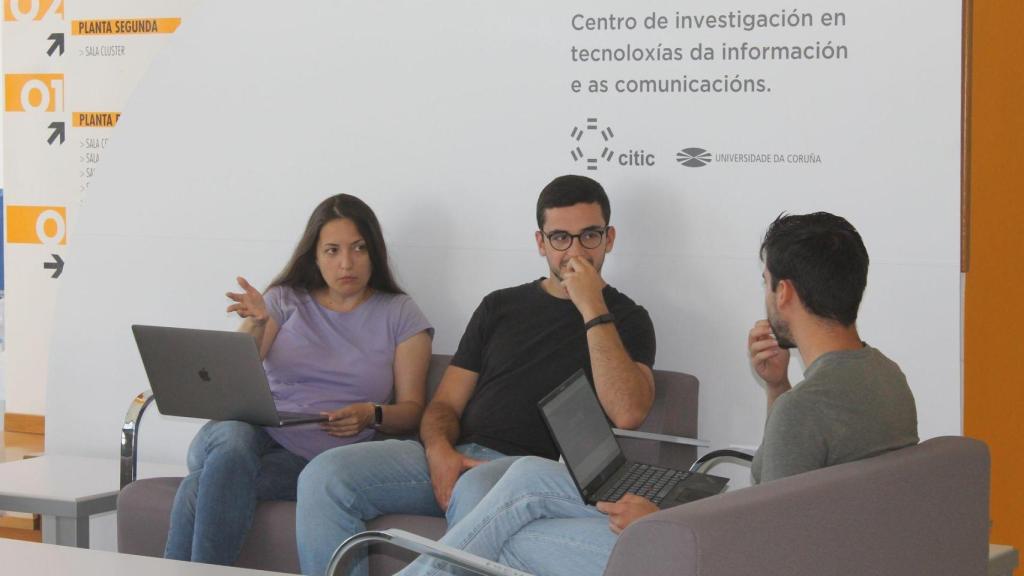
[45,0,963,472]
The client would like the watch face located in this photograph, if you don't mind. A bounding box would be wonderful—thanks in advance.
[374,404,383,425]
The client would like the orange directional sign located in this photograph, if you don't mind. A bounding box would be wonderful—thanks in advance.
[72,17,180,35]
[73,112,120,128]
[4,0,63,21]
[4,73,64,112]
[7,205,68,245]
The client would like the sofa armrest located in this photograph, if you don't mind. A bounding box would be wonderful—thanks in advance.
[605,437,990,576]
[688,449,753,474]
[620,370,700,469]
[120,389,156,489]
[327,529,533,576]
[612,429,709,448]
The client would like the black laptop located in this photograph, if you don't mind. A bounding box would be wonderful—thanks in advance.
[538,370,728,509]
[132,325,328,427]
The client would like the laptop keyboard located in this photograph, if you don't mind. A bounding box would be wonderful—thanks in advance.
[599,463,692,505]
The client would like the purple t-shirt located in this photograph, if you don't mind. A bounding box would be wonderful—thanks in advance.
[261,285,432,460]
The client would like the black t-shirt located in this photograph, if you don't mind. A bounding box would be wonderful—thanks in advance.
[452,279,656,459]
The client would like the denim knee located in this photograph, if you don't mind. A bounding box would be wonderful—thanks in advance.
[448,456,520,525]
[501,456,574,494]
[297,446,353,506]
[187,420,266,472]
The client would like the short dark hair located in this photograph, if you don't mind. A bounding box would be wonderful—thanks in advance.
[270,194,404,295]
[536,175,611,229]
[760,212,869,326]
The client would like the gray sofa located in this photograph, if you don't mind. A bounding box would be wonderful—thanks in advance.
[117,354,703,574]
[334,436,991,576]
[606,435,990,576]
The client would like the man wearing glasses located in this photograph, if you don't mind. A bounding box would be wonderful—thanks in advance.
[296,175,657,576]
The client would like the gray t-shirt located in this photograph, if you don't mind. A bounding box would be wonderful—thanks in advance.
[751,345,918,484]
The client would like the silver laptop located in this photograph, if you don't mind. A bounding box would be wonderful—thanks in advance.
[132,324,327,427]
[538,370,728,509]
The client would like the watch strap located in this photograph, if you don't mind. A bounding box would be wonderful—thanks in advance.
[584,313,615,331]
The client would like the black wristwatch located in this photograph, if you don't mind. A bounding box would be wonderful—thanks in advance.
[584,313,615,331]
[373,403,383,427]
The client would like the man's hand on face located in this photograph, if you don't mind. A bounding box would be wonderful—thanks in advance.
[596,494,659,534]
[560,256,609,321]
[425,444,485,512]
[748,319,791,390]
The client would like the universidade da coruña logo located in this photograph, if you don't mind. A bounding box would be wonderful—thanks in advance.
[676,148,712,168]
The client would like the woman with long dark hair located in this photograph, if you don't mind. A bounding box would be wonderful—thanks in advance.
[165,194,432,566]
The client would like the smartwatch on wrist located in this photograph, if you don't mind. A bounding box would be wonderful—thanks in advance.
[373,403,383,427]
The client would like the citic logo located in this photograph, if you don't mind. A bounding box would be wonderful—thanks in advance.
[569,118,616,171]
[568,118,657,170]
[6,205,67,245]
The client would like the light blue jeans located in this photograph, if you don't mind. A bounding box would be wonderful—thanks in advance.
[296,439,516,576]
[164,420,308,565]
[397,456,617,576]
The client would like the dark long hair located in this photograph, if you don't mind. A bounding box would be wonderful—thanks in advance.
[269,194,404,295]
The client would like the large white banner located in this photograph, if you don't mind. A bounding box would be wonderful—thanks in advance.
[46,0,962,468]
[3,0,195,415]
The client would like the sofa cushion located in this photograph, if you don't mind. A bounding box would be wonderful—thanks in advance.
[118,477,447,575]
[118,477,302,573]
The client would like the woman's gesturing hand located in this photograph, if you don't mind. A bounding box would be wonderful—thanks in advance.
[227,276,269,324]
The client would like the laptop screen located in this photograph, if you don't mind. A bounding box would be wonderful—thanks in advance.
[540,371,622,489]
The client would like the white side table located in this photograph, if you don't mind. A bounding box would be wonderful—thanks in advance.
[0,454,179,548]
[2,537,292,575]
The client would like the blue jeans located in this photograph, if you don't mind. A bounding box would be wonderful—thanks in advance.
[164,420,308,565]
[296,439,516,576]
[397,457,617,576]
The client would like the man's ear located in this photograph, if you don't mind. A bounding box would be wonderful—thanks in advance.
[535,230,547,256]
[775,278,796,309]
[604,226,616,253]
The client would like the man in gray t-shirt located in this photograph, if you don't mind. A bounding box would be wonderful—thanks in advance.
[748,212,918,484]
[382,212,919,576]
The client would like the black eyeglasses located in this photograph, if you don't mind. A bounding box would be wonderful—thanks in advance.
[542,228,607,251]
